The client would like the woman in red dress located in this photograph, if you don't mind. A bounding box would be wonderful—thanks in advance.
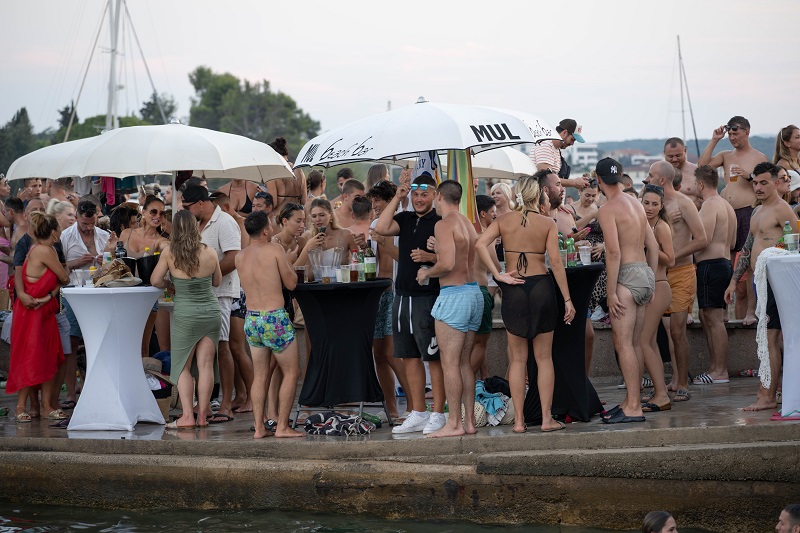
[7,212,70,422]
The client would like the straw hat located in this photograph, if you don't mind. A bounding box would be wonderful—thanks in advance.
[142,357,170,382]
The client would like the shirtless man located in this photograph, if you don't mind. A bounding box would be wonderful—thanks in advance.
[417,181,483,438]
[333,179,365,229]
[236,211,304,438]
[537,170,590,242]
[471,195,499,377]
[664,138,699,202]
[700,116,768,324]
[329,167,353,208]
[648,161,707,401]
[366,180,407,419]
[347,196,372,242]
[595,158,658,423]
[693,165,736,385]
[724,162,796,412]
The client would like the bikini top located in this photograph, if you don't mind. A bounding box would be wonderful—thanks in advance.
[504,210,546,274]
[240,193,253,214]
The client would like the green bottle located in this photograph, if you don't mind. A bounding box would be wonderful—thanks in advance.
[566,237,577,267]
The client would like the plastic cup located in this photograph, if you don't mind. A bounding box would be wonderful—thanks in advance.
[321,266,333,284]
[559,250,568,268]
[295,265,307,284]
[340,264,350,283]
[349,265,359,282]
[579,246,591,265]
[729,164,739,182]
[419,265,430,285]
[786,233,799,253]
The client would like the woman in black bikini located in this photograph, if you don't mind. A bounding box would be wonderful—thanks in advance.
[639,184,674,412]
[218,179,260,216]
[267,137,307,214]
[476,175,575,433]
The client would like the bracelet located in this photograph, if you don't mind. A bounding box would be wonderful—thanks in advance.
[565,298,572,303]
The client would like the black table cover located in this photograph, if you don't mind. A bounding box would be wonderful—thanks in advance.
[524,263,604,425]
[293,279,390,407]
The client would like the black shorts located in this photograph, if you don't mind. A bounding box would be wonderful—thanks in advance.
[392,294,439,361]
[766,281,781,330]
[696,258,732,309]
[733,206,754,252]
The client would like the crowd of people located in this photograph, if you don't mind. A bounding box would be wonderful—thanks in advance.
[1,117,798,439]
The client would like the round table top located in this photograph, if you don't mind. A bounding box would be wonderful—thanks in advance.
[62,286,163,295]
[565,262,605,273]
[292,278,391,292]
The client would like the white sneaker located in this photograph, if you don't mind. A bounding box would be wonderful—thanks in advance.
[391,410,429,434]
[590,306,607,322]
[422,412,447,435]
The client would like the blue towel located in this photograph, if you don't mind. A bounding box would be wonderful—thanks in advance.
[475,380,504,416]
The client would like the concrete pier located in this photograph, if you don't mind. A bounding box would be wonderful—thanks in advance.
[1,378,798,532]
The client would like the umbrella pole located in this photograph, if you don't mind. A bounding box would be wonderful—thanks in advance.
[171,171,177,214]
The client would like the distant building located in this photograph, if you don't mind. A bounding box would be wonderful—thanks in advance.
[566,143,599,168]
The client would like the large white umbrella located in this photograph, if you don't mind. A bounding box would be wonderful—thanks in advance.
[294,100,558,168]
[7,137,96,182]
[55,123,294,182]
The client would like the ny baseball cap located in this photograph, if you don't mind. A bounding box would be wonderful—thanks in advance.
[557,119,585,143]
[595,158,624,184]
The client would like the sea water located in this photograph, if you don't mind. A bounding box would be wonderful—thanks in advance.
[0,504,713,532]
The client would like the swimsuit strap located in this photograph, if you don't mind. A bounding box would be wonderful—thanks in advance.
[520,209,536,227]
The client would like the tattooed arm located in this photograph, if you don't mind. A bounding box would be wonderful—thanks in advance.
[731,233,754,283]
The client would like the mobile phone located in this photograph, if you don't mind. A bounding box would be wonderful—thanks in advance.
[319,226,327,234]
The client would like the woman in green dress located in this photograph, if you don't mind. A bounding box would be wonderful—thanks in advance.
[152,210,222,429]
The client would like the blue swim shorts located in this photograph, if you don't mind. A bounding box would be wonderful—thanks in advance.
[244,308,295,353]
[431,282,483,333]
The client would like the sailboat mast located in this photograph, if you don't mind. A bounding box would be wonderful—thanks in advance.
[105,0,122,131]
[678,36,686,140]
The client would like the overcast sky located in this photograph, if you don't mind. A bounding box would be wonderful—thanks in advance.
[2,0,798,144]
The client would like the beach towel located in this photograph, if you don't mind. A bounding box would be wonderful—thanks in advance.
[753,246,790,389]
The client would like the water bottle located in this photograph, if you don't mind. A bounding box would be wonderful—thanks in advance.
[142,247,151,257]
[357,247,366,282]
[566,238,577,267]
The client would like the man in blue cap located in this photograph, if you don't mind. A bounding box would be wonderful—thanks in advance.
[530,118,589,189]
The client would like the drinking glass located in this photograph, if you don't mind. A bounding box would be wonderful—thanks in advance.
[579,246,592,265]
[321,266,333,284]
[785,233,799,253]
[340,264,351,283]
[559,250,568,268]
[295,265,307,284]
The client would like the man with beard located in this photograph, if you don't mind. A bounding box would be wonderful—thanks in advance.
[664,138,699,201]
[530,118,590,190]
[536,169,589,241]
[699,116,768,325]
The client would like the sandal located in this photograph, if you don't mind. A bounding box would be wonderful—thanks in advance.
[45,409,69,420]
[60,400,77,410]
[673,389,691,402]
[15,412,32,423]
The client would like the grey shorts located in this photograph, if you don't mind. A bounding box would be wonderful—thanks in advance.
[373,290,393,339]
[392,294,439,361]
[618,262,655,306]
[63,299,82,338]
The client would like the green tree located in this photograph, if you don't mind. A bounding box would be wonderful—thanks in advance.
[0,107,38,173]
[57,101,78,130]
[53,113,149,142]
[188,66,320,157]
[139,92,177,124]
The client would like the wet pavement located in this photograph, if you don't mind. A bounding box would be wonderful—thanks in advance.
[0,375,794,442]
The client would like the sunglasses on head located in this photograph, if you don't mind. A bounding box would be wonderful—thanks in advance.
[78,204,97,216]
[255,191,272,199]
[148,208,166,217]
[587,178,598,187]
[410,184,431,191]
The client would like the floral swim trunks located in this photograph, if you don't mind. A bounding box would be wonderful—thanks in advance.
[244,308,295,353]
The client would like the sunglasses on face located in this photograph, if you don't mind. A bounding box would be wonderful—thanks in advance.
[182,201,198,209]
[724,125,744,133]
[410,184,431,191]
[148,208,166,217]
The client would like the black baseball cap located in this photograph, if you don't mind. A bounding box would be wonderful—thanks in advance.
[595,158,624,184]
[182,185,210,204]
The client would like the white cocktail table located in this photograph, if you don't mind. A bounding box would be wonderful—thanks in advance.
[63,286,164,430]
[765,254,800,418]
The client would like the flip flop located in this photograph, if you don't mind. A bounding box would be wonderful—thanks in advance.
[642,402,672,412]
[692,373,729,385]
[165,421,196,430]
[672,389,691,402]
[207,413,234,424]
[602,409,646,424]
[45,409,69,420]
[542,421,566,433]
[601,405,622,420]
[59,400,77,410]
[48,418,70,428]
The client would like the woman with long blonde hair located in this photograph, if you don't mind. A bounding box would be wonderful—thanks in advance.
[151,210,221,429]
[476,173,575,433]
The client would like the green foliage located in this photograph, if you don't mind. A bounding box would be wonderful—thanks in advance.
[57,101,77,130]
[53,113,149,142]
[139,92,177,125]
[188,66,320,157]
[0,107,38,173]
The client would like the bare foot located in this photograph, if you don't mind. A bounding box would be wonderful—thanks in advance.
[253,429,274,439]
[427,424,466,438]
[274,427,306,438]
[512,423,527,433]
[742,400,778,412]
[742,314,758,326]
[233,402,253,413]
[463,422,478,435]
